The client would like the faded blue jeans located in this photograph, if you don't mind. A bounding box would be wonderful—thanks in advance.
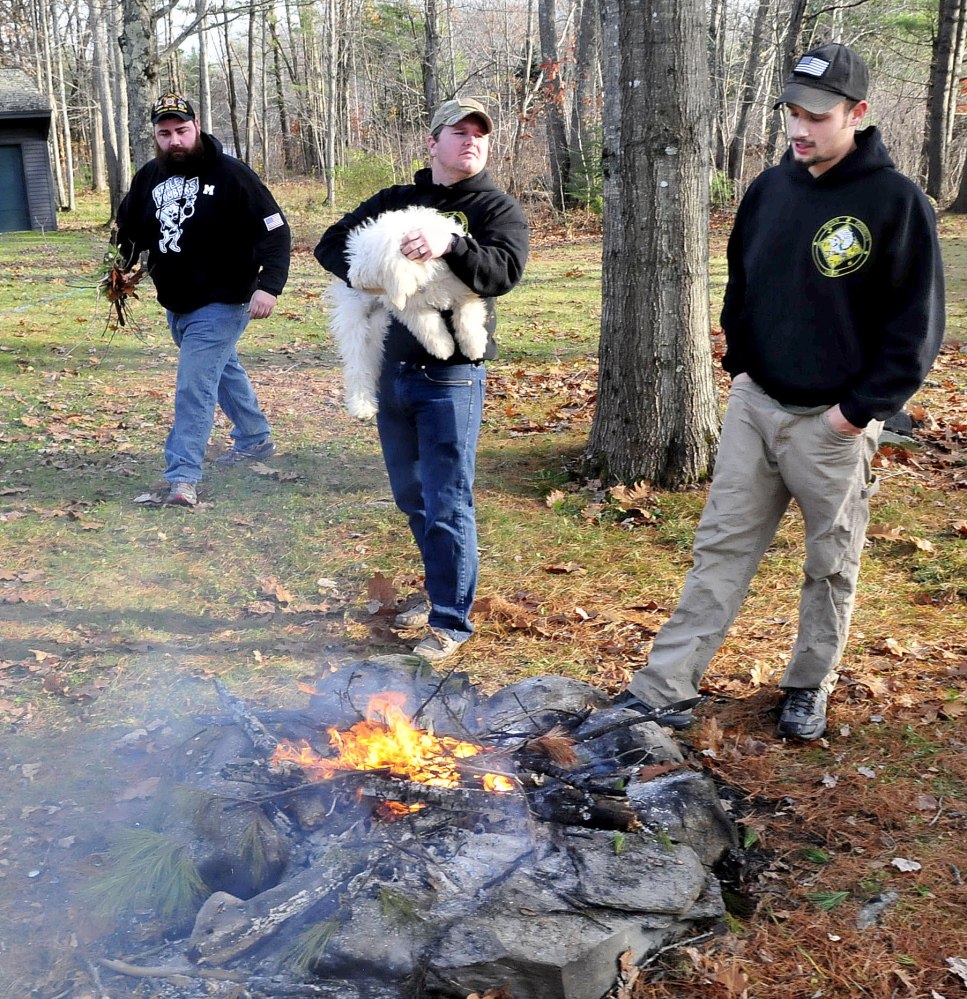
[164,302,271,484]
[377,360,486,642]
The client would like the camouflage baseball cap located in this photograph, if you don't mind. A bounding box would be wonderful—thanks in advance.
[429,98,493,135]
[151,93,196,125]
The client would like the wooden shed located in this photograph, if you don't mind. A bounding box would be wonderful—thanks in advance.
[0,69,57,233]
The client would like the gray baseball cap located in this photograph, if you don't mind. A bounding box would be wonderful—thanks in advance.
[774,43,869,114]
[429,98,493,135]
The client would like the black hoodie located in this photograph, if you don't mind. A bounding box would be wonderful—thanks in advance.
[720,126,944,426]
[314,167,529,364]
[115,132,291,314]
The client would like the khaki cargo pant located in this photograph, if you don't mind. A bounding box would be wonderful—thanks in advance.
[628,378,881,706]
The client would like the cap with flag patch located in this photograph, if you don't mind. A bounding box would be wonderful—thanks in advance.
[151,93,196,125]
[773,43,869,114]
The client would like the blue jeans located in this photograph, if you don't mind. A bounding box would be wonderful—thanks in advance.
[377,361,486,641]
[164,302,271,483]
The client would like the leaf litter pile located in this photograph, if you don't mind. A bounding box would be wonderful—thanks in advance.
[0,199,964,998]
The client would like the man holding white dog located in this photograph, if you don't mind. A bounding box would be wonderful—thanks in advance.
[315,98,529,662]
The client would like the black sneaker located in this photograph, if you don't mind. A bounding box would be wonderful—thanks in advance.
[776,678,837,741]
[611,690,696,730]
[215,438,276,466]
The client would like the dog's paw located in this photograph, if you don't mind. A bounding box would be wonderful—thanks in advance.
[347,397,378,420]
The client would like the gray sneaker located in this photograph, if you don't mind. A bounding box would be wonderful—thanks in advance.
[413,630,464,663]
[395,600,431,629]
[167,481,197,507]
[777,673,839,741]
[215,438,276,466]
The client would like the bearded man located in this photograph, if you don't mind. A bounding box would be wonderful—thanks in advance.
[115,93,290,506]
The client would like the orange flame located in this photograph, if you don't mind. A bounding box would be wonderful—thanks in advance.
[271,692,513,793]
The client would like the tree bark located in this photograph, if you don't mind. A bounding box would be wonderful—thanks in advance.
[585,0,720,488]
[568,0,602,210]
[727,0,772,186]
[118,0,160,169]
[422,0,440,116]
[926,0,967,200]
[538,0,570,209]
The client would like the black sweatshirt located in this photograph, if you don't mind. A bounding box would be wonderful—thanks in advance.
[721,126,944,427]
[115,133,290,314]
[314,167,529,364]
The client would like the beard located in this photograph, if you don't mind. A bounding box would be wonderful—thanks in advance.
[156,134,205,176]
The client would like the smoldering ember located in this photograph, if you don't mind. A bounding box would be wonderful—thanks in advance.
[94,656,739,999]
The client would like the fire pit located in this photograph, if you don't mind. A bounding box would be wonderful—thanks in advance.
[100,656,737,999]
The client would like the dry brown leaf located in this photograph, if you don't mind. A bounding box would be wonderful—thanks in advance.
[609,480,652,511]
[868,523,906,540]
[910,535,936,553]
[366,572,397,611]
[545,489,567,508]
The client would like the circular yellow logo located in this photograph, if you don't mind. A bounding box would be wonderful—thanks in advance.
[812,216,872,277]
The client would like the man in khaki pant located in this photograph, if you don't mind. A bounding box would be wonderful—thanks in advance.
[618,42,944,739]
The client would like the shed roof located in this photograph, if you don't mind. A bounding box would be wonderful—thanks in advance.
[0,68,51,117]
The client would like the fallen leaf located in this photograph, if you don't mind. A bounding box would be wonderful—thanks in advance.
[868,523,905,540]
[366,572,397,612]
[891,857,922,872]
[948,957,967,985]
[857,766,877,778]
[545,489,567,508]
[916,794,939,812]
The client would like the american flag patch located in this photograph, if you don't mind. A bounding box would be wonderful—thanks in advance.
[794,56,830,78]
[264,212,284,231]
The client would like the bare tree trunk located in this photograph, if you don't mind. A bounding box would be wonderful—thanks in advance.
[197,0,213,133]
[108,2,133,192]
[765,0,808,164]
[54,20,75,210]
[728,0,772,186]
[709,0,728,172]
[267,12,294,172]
[510,0,537,197]
[323,0,338,201]
[221,4,242,156]
[245,0,257,163]
[422,0,440,114]
[538,0,570,209]
[119,0,161,168]
[586,0,719,488]
[568,0,601,210]
[926,0,967,200]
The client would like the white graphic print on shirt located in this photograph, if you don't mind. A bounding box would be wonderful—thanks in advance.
[152,176,199,253]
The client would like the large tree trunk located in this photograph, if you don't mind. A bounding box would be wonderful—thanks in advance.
[118,0,160,169]
[585,0,720,488]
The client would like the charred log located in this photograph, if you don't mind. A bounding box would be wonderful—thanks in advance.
[214,678,280,756]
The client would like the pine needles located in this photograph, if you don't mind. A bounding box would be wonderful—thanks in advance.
[86,828,209,921]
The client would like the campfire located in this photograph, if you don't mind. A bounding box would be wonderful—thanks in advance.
[270,691,516,797]
[97,656,738,999]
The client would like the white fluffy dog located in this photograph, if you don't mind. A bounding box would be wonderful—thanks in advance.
[327,206,489,419]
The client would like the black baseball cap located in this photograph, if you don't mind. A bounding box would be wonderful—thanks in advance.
[773,43,869,114]
[151,93,196,125]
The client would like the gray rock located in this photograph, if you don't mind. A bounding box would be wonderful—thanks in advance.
[567,829,708,914]
[627,769,738,866]
[477,676,610,739]
[573,709,684,767]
